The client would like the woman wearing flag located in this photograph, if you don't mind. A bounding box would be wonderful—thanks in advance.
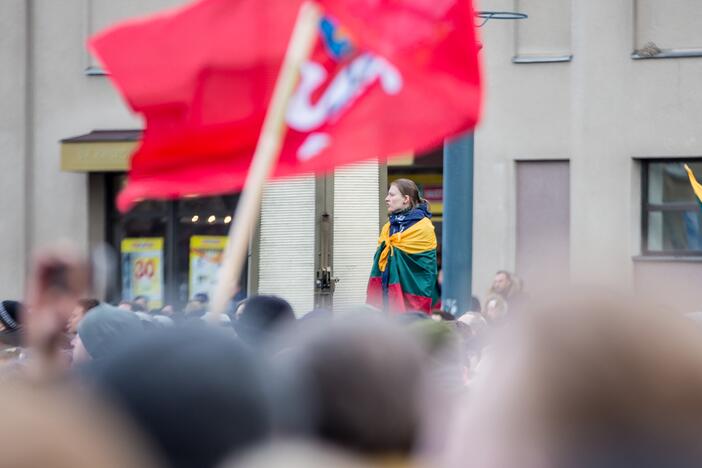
[367,179,439,313]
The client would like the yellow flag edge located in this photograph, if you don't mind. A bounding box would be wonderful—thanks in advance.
[684,164,702,203]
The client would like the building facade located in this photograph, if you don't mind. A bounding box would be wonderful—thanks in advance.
[1,0,702,313]
[474,0,702,311]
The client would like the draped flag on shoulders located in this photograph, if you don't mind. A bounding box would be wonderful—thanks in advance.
[89,0,482,211]
[367,217,438,313]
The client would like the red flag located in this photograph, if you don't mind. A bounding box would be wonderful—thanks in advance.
[89,0,482,212]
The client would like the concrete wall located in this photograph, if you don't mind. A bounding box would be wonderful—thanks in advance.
[474,0,571,298]
[3,0,702,310]
[30,1,144,253]
[475,0,702,310]
[0,1,29,298]
[0,0,185,297]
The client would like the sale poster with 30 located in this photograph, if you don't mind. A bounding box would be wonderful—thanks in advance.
[121,237,164,308]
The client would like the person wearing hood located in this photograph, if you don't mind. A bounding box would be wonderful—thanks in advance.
[72,303,144,364]
[368,178,439,314]
[85,327,271,468]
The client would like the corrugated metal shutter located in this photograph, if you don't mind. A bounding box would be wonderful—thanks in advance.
[333,162,381,309]
[258,175,316,315]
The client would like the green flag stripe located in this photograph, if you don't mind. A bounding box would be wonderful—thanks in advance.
[389,249,437,298]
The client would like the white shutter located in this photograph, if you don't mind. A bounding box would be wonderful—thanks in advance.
[258,175,316,315]
[333,162,381,309]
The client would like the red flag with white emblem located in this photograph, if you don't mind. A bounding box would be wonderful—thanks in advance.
[89,0,482,211]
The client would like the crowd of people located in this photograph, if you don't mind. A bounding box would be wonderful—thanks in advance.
[1,177,701,467]
[3,249,702,468]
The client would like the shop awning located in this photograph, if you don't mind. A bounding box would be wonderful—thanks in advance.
[60,130,141,172]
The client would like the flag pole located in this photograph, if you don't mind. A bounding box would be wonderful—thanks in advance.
[209,1,321,320]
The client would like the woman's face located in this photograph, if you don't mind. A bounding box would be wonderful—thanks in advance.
[385,184,410,213]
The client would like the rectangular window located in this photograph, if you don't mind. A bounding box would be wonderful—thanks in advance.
[106,174,243,309]
[642,160,702,255]
[633,0,702,58]
[513,0,572,62]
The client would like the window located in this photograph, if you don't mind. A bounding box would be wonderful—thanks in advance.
[513,0,572,62]
[633,0,702,58]
[105,175,244,308]
[642,160,702,255]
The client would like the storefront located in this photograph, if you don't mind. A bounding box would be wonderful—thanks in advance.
[62,130,426,313]
[61,130,245,310]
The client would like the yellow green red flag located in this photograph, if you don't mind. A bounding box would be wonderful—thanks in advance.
[684,164,702,205]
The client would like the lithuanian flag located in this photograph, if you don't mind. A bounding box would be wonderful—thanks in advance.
[684,164,702,208]
[367,217,438,313]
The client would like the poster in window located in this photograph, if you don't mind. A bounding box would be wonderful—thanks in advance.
[189,235,228,301]
[121,238,164,308]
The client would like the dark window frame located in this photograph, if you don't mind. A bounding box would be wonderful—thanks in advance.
[104,174,245,308]
[641,158,702,257]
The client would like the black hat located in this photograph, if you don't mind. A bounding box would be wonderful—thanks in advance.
[233,295,295,347]
[86,327,271,468]
[0,301,23,347]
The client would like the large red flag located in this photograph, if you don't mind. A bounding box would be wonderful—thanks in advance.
[89,0,482,212]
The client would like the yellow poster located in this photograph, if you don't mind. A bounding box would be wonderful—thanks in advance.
[189,235,228,301]
[121,238,164,309]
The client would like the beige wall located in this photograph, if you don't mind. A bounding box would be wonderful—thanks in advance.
[474,0,571,297]
[3,0,702,310]
[475,0,702,310]
[0,1,29,298]
[30,1,142,253]
[0,1,174,298]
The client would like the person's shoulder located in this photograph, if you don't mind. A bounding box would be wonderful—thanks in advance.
[412,216,434,231]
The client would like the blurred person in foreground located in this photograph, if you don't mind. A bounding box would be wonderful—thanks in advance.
[233,295,295,349]
[481,294,509,326]
[227,440,370,468]
[269,313,426,464]
[444,292,702,468]
[456,312,489,385]
[72,303,144,365]
[21,244,91,380]
[0,381,160,468]
[0,300,24,351]
[83,326,271,468]
[132,295,149,311]
[0,301,27,379]
[66,298,100,335]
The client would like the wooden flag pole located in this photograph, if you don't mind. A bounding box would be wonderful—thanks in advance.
[209,1,321,320]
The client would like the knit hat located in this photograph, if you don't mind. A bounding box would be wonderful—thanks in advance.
[86,327,271,468]
[0,301,23,347]
[77,303,144,360]
[233,295,295,347]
